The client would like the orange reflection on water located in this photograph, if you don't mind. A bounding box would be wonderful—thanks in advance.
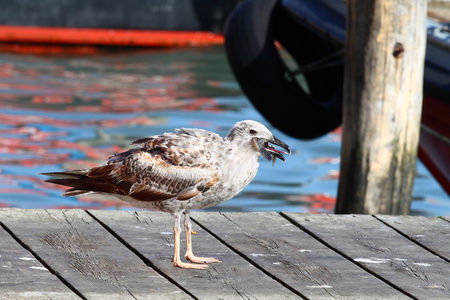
[286,193,336,214]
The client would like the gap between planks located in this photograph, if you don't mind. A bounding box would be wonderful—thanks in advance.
[191,213,309,300]
[85,210,197,300]
[373,215,450,264]
[0,218,87,300]
[279,213,418,300]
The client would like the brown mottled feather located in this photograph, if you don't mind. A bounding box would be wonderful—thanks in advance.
[43,129,222,202]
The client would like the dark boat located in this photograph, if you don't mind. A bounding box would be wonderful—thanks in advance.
[224,0,450,196]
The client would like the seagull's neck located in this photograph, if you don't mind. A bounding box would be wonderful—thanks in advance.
[227,142,260,192]
[224,137,257,158]
[222,138,260,170]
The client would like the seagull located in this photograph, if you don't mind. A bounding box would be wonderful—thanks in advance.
[43,120,290,269]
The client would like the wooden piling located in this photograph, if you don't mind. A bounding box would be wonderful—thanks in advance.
[336,0,427,214]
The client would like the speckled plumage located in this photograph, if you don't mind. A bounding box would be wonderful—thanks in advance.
[43,120,290,269]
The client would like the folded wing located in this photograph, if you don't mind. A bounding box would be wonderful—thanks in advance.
[43,131,222,202]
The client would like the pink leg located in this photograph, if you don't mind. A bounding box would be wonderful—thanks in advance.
[184,211,221,264]
[172,212,208,269]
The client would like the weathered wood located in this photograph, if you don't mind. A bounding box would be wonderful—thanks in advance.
[283,212,450,299]
[375,215,450,262]
[442,216,450,223]
[89,210,299,300]
[2,209,449,299]
[336,0,427,214]
[0,225,78,299]
[0,208,186,300]
[192,211,409,299]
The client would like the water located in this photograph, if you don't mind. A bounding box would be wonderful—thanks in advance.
[0,47,448,216]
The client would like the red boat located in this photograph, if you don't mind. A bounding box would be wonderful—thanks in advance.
[0,0,239,53]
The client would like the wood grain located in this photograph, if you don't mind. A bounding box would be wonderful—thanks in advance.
[375,214,450,262]
[89,210,299,300]
[192,211,409,299]
[0,208,185,300]
[0,225,77,299]
[283,212,450,299]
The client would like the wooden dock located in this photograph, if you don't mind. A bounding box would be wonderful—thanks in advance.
[1,209,449,299]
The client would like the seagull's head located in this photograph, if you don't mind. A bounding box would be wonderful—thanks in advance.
[227,120,291,163]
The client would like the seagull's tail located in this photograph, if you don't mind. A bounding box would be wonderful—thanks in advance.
[41,167,116,197]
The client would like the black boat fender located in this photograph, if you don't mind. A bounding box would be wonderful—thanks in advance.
[224,0,344,139]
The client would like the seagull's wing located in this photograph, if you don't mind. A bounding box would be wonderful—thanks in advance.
[44,131,222,201]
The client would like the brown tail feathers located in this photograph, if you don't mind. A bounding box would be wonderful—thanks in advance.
[41,167,117,197]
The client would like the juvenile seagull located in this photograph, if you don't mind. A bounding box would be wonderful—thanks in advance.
[43,120,290,269]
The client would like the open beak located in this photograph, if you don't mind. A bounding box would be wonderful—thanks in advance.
[253,136,291,162]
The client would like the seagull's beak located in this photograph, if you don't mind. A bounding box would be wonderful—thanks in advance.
[253,136,291,162]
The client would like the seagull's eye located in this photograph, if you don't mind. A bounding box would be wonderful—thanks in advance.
[249,129,257,135]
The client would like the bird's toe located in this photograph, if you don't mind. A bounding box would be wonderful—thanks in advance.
[186,254,222,264]
[174,260,208,269]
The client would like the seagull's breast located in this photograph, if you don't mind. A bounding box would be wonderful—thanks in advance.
[208,144,260,201]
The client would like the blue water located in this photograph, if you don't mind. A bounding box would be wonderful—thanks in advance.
[0,47,448,216]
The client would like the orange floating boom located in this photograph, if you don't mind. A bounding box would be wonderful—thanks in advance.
[0,26,224,47]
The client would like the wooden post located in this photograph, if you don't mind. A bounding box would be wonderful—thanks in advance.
[336,0,427,214]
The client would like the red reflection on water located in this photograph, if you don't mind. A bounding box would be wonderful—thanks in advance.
[182,97,223,113]
[329,127,342,142]
[52,198,133,210]
[320,170,340,181]
[32,95,73,104]
[97,96,183,113]
[0,54,228,114]
[0,44,102,55]
[309,157,340,164]
[1,113,80,127]
[286,193,336,214]
[0,113,136,170]
[0,188,48,196]
[190,120,213,128]
[0,172,43,183]
[78,195,133,209]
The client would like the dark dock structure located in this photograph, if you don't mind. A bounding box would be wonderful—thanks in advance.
[1,209,449,299]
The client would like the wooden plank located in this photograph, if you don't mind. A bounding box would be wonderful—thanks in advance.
[375,215,450,262]
[283,213,450,299]
[191,211,409,299]
[89,210,300,300]
[0,225,78,300]
[0,208,187,300]
[442,216,450,223]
